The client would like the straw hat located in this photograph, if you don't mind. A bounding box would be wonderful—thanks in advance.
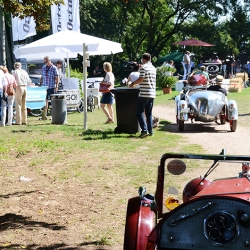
[215,75,224,85]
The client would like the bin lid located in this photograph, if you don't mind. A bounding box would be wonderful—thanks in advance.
[110,87,140,94]
[51,94,66,99]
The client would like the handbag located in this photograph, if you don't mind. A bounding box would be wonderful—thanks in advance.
[99,83,110,93]
[5,76,15,95]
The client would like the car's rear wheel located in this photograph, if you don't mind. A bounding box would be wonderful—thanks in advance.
[28,109,42,117]
[178,120,184,131]
[230,120,237,132]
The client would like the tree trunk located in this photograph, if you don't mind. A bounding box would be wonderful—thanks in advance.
[0,7,6,66]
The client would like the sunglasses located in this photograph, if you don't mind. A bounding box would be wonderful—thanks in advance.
[44,60,49,64]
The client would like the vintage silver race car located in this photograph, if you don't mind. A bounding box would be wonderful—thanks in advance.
[175,77,238,132]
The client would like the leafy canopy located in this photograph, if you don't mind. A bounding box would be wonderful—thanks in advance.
[1,0,64,31]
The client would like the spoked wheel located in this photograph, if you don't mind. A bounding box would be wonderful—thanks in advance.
[28,109,42,117]
[77,100,84,113]
[178,120,184,131]
[230,120,237,132]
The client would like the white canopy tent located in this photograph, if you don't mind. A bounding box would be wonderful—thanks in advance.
[13,30,123,130]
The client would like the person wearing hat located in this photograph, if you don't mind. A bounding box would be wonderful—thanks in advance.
[12,62,32,125]
[207,75,227,96]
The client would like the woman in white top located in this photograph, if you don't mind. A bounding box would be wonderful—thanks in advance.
[127,63,140,88]
[100,62,115,124]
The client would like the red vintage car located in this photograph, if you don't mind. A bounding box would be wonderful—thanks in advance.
[124,150,250,250]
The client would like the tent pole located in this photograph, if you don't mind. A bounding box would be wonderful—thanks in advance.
[67,53,70,78]
[83,43,87,130]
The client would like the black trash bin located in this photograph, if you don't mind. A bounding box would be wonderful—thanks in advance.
[51,94,67,125]
[111,87,140,134]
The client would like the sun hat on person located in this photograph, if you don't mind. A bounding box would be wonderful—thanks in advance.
[215,75,224,85]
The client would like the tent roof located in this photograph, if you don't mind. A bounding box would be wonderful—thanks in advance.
[158,51,184,64]
[13,30,123,59]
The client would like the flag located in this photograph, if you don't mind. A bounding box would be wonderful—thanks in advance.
[12,15,36,41]
[51,0,80,34]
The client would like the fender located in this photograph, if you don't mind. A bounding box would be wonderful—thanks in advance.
[177,100,189,121]
[227,100,238,120]
[123,196,155,250]
[175,95,181,116]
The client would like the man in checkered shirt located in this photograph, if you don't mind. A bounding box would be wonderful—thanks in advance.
[40,56,59,120]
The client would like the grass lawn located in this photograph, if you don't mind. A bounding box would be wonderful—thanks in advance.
[0,86,249,249]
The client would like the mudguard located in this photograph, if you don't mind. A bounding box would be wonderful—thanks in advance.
[177,100,189,121]
[227,100,238,120]
[123,196,155,250]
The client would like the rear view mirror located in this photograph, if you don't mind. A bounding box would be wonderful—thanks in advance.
[167,159,186,175]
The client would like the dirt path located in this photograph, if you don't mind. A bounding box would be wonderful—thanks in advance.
[153,105,249,155]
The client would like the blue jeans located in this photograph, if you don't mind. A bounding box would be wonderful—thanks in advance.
[136,97,154,134]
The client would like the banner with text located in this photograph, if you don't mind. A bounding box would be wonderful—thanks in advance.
[12,16,37,41]
[51,0,80,34]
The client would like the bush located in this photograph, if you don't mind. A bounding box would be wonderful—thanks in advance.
[156,65,177,88]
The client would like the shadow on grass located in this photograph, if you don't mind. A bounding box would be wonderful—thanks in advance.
[0,213,66,231]
[0,190,37,199]
[239,113,250,116]
[0,242,110,249]
[81,129,136,140]
[159,120,230,134]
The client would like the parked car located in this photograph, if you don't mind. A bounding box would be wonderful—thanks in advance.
[175,74,238,132]
[124,150,250,250]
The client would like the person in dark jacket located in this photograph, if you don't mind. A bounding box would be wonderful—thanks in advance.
[207,75,227,96]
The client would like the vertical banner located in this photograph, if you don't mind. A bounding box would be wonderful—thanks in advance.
[12,15,36,41]
[51,0,80,34]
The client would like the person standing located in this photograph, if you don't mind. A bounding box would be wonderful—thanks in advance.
[0,68,7,125]
[56,60,64,90]
[0,66,17,126]
[128,53,156,138]
[100,62,115,124]
[12,62,31,125]
[213,56,222,64]
[126,63,140,88]
[182,51,191,80]
[40,56,59,120]
[93,65,102,77]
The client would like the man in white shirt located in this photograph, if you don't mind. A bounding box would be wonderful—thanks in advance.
[183,51,191,79]
[12,62,32,125]
[128,53,156,138]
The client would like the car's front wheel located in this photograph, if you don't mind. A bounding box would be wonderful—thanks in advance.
[178,120,184,131]
[230,120,237,132]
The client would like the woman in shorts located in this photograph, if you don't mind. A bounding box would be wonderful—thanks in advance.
[100,62,115,124]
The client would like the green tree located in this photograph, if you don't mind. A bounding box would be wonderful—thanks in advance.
[1,0,64,31]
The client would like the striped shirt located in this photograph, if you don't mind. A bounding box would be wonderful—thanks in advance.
[41,64,58,89]
[139,62,156,98]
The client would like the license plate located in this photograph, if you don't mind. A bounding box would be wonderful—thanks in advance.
[181,108,190,113]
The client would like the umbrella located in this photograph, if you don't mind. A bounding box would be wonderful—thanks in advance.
[13,30,123,130]
[158,51,184,65]
[173,39,214,47]
[14,30,123,58]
